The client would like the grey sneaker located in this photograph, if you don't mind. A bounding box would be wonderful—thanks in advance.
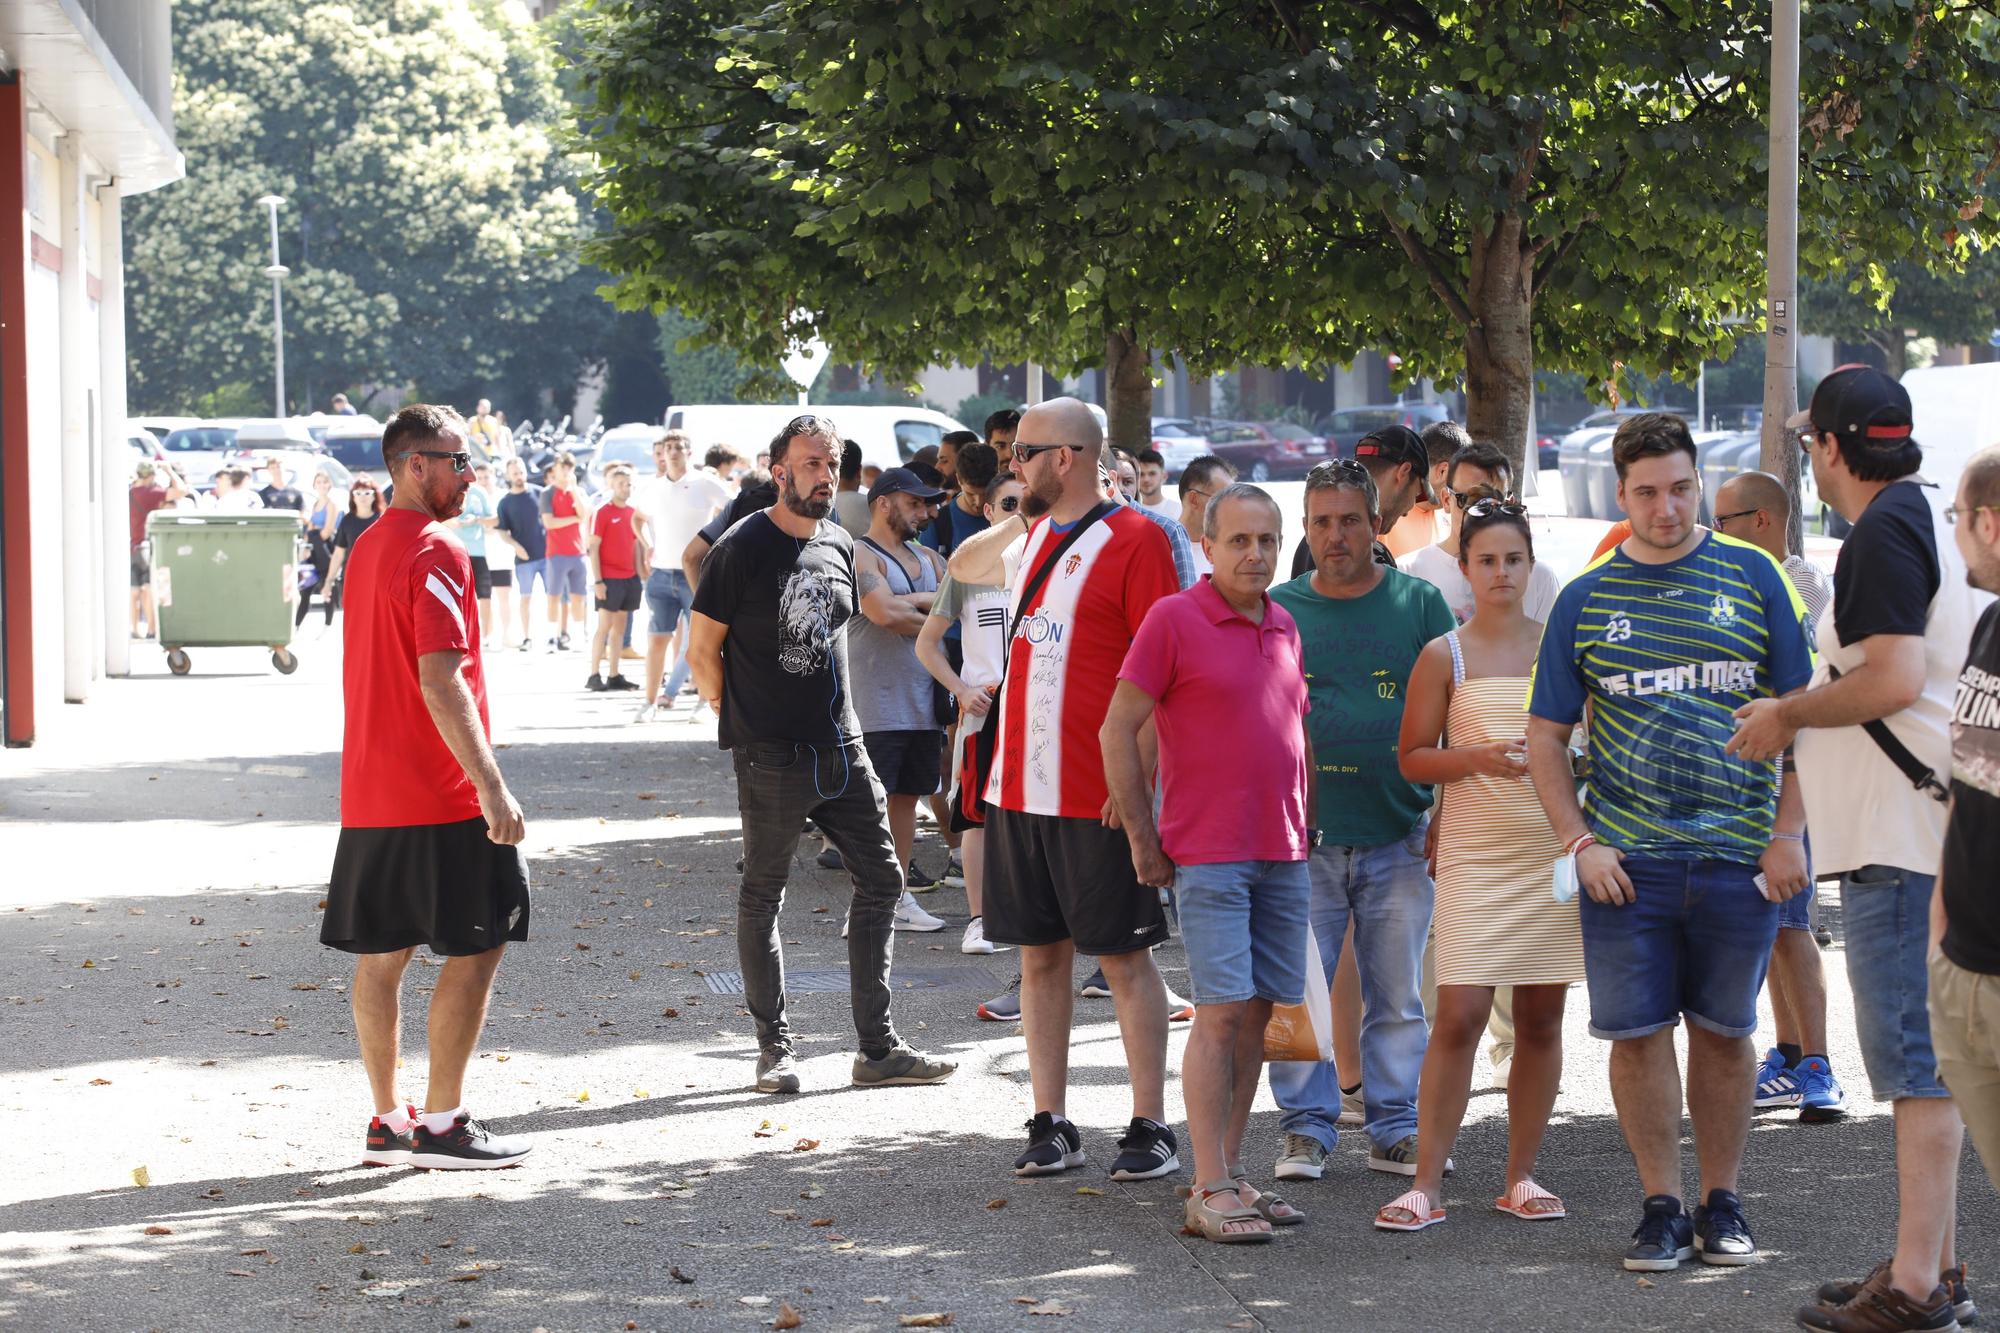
[1274,1132,1328,1181]
[851,1044,958,1087]
[1367,1134,1453,1177]
[754,1049,801,1095]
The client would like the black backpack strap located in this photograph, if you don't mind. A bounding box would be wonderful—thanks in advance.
[1826,663,1949,803]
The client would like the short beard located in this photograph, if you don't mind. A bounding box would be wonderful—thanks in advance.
[782,473,831,520]
[1021,490,1052,518]
[1026,466,1062,515]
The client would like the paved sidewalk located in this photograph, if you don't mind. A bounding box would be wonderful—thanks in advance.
[2,634,1996,1332]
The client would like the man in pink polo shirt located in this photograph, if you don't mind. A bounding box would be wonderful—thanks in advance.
[1102,483,1315,1244]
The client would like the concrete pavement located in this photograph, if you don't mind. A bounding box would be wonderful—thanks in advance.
[2,625,1997,1332]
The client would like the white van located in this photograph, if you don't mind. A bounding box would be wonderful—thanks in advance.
[663,403,969,473]
[1898,363,2000,489]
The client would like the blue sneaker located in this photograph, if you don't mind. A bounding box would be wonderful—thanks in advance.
[1795,1055,1848,1123]
[1624,1194,1695,1271]
[1755,1047,1802,1109]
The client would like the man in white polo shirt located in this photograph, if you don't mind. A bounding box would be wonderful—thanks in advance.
[636,429,730,721]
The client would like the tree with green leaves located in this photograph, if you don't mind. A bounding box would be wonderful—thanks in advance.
[127,0,605,415]
[1805,249,2000,377]
[569,1,2000,474]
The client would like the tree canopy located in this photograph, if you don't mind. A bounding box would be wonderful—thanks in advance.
[127,0,605,415]
[570,1,2000,469]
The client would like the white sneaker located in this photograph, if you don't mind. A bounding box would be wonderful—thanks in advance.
[893,893,946,932]
[632,702,658,724]
[961,917,996,955]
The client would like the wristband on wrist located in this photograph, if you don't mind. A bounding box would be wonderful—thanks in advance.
[1771,831,1805,843]
[1566,833,1598,857]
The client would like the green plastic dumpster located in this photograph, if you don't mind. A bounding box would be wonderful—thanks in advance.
[144,510,304,675]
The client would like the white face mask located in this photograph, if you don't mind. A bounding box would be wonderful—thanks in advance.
[1552,852,1579,905]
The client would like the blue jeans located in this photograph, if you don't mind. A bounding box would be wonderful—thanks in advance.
[1267,820,1433,1151]
[647,568,695,697]
[1579,858,1776,1040]
[1174,859,1311,1007]
[1842,864,1950,1101]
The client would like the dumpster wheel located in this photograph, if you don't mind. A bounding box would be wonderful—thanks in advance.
[166,649,191,676]
[272,649,298,675]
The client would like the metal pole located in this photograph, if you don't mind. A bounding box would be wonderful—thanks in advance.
[1761,0,1803,554]
[258,196,288,416]
[1025,362,1044,405]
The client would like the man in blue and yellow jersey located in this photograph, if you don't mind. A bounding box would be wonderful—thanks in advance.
[1525,413,1814,1276]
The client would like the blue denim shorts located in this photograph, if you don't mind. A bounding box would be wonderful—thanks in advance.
[1173,859,1311,1006]
[1840,864,1950,1101]
[1777,877,1816,932]
[646,567,694,635]
[515,558,548,597]
[1579,857,1778,1041]
[547,554,589,597]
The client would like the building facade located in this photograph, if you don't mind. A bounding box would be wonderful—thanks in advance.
[0,1,180,745]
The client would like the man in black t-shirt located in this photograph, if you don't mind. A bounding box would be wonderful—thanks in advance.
[1933,443,2000,1206]
[258,457,306,524]
[687,416,955,1097]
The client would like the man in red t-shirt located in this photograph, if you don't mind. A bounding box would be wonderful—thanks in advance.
[968,397,1184,1182]
[586,463,649,692]
[538,453,591,650]
[322,403,532,1171]
[127,460,183,639]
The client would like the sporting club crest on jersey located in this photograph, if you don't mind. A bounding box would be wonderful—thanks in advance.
[1063,552,1083,578]
[1708,594,1739,628]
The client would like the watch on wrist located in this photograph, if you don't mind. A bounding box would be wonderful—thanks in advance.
[1307,827,1323,849]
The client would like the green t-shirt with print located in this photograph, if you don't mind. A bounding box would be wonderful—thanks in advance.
[1270,567,1456,846]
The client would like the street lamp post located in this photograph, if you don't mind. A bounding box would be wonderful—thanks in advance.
[256,194,288,417]
[1762,0,1803,554]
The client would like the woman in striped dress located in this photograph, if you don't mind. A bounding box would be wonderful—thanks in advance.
[1375,501,1584,1232]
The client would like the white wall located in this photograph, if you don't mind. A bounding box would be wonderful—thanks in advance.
[26,263,64,710]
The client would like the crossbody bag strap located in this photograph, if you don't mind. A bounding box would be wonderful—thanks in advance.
[1826,663,1949,803]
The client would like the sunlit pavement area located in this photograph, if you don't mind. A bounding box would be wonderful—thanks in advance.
[3,609,1997,1333]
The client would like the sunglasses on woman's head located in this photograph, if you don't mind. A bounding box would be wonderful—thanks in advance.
[1463,498,1527,519]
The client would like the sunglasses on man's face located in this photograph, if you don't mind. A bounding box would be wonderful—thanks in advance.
[1450,486,1505,509]
[1012,442,1076,464]
[995,496,1021,512]
[413,450,473,474]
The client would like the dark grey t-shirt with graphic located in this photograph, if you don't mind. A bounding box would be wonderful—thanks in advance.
[691,510,861,750]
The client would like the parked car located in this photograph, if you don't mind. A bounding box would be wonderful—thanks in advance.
[1198,419,1326,481]
[159,420,252,489]
[1318,402,1453,458]
[1148,418,1209,479]
[663,403,968,475]
[218,449,356,497]
[585,423,664,494]
[320,417,386,475]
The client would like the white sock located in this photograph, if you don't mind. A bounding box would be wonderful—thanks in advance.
[419,1106,463,1134]
[378,1105,415,1133]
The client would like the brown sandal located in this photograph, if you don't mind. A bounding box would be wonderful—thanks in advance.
[1228,1166,1306,1226]
[1179,1182,1274,1244]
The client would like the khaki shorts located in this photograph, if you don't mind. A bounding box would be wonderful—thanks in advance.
[1929,951,2000,1195]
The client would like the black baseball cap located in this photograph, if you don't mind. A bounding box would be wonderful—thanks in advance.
[867,466,947,505]
[1353,425,1438,503]
[1787,364,1914,450]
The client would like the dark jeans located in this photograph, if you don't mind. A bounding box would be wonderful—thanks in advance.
[733,739,902,1059]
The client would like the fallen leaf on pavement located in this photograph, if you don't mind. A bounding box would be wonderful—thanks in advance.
[1013,1297,1041,1304]
[793,1139,820,1152]
[131,1167,151,1188]
[447,1272,482,1283]
[986,1199,1007,1210]
[808,1218,834,1227]
[189,917,205,925]
[292,982,319,991]
[668,1266,695,1284]
[240,1248,268,1256]
[773,1303,803,1329]
[633,1089,650,1099]
[1074,1187,1103,1196]
[862,1296,891,1304]
[1026,1302,1072,1317]
[349,1244,367,1254]
[227,1269,254,1278]
[89,1078,111,1086]
[576,1091,590,1102]
[899,1316,953,1328]
[81,960,95,969]
[143,1225,172,1235]
[740,1296,771,1306]
[661,1008,680,1018]
[801,1185,824,1199]
[1636,1277,1656,1289]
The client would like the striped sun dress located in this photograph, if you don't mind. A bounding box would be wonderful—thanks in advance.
[1432,631,1586,988]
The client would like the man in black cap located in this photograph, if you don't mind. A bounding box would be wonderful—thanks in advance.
[1729,365,1993,1330]
[851,467,953,923]
[1291,425,1438,577]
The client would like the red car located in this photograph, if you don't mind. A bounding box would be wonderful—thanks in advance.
[1198,419,1329,481]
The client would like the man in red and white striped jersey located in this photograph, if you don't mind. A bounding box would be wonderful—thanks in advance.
[974,397,1185,1182]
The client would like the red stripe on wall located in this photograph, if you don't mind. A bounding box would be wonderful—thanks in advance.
[28,232,57,273]
[1,83,35,745]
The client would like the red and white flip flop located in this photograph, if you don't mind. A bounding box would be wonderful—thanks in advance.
[1495,1178,1567,1221]
[1374,1188,1446,1232]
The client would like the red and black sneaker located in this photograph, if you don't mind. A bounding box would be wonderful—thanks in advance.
[361,1107,418,1167]
[410,1112,531,1170]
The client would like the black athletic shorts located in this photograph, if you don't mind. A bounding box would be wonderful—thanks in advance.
[468,555,493,600]
[130,546,150,589]
[862,727,943,797]
[489,568,514,589]
[596,574,643,613]
[984,806,1169,956]
[322,816,531,956]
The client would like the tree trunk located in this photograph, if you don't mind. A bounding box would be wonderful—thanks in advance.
[1461,217,1535,488]
[1104,326,1153,455]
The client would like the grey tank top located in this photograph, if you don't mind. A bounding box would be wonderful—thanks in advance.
[846,537,941,732]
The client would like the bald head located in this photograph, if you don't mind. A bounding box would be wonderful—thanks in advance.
[1019,397,1103,456]
[1714,470,1792,560]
